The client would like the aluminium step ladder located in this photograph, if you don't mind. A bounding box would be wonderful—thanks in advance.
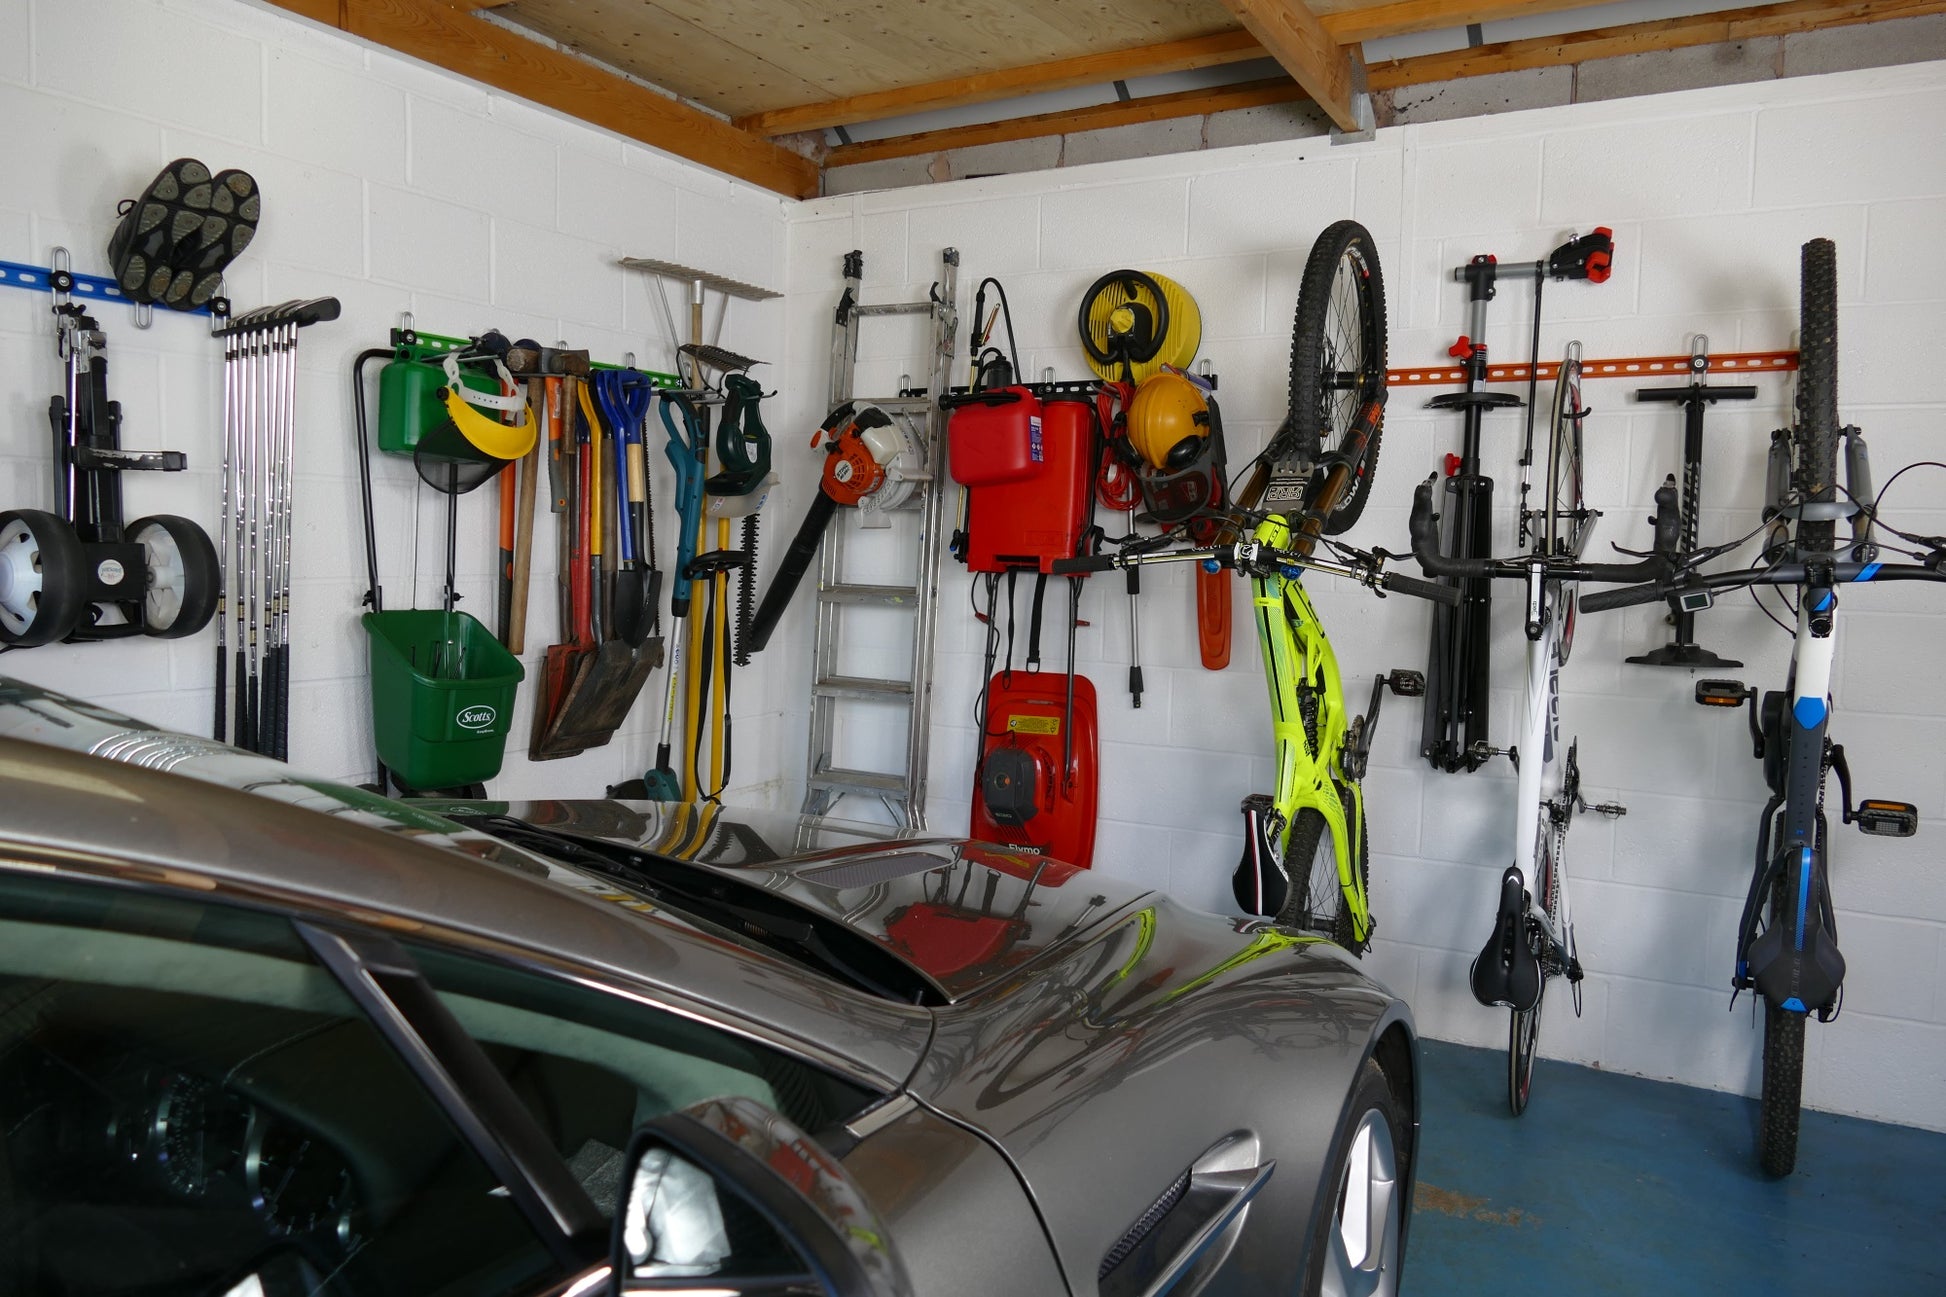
[800,247,958,826]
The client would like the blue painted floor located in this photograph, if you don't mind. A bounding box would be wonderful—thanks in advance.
[1407,1040,1946,1294]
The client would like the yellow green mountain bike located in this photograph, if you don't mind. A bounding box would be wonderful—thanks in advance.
[1059,222,1455,952]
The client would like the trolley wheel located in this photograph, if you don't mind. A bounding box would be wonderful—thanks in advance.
[128,514,220,639]
[0,509,87,647]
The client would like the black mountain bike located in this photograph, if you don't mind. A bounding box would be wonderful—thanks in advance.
[1578,238,1946,1176]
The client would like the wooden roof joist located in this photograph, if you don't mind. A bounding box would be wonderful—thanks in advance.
[825,0,1946,170]
[741,1,1629,139]
[261,0,818,198]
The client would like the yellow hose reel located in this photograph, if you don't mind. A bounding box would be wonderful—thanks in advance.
[1078,270,1202,384]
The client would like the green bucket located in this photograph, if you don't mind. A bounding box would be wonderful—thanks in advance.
[362,609,524,789]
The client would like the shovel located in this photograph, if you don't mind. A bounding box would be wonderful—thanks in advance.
[530,381,595,759]
[594,368,661,648]
[542,383,660,754]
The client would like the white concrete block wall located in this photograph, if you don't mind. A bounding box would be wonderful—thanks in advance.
[775,62,1946,1131]
[0,0,789,801]
[2,0,1941,1134]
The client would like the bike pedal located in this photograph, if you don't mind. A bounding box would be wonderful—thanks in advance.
[1851,799,1919,838]
[1695,678,1753,708]
[1590,801,1627,818]
[1565,956,1585,983]
[1386,668,1426,698]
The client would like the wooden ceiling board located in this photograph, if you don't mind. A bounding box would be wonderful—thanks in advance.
[496,0,831,113]
[502,0,1251,116]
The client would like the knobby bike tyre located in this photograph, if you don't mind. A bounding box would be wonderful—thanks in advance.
[1759,868,1807,1177]
[1290,220,1389,535]
[1793,239,1839,556]
[1281,779,1370,955]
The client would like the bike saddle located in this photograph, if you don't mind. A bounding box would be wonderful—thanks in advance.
[1746,917,1845,1015]
[1470,865,1542,1011]
[1232,793,1289,918]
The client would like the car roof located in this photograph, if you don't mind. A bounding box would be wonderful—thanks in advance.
[0,735,929,1088]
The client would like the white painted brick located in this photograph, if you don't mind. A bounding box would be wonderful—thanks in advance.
[267,48,405,185]
[1187,156,1357,257]
[490,220,623,330]
[37,0,261,142]
[1636,205,1868,319]
[1039,180,1188,271]
[1864,196,1946,303]
[676,189,782,294]
[1602,976,1765,1094]
[412,98,558,232]
[1542,112,1755,224]
[906,196,1040,281]
[0,0,26,85]
[1754,87,1946,209]
[1411,137,1543,236]
[0,83,165,231]
[1807,1011,1946,1132]
[367,183,489,296]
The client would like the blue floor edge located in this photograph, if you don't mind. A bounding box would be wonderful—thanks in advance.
[1406,1038,1946,1294]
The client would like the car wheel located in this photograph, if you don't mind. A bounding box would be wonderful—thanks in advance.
[1305,1059,1408,1297]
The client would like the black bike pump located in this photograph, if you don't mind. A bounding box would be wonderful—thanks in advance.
[1628,337,1755,668]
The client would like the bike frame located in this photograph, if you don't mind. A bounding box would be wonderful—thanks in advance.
[1512,566,1577,959]
[1251,510,1369,945]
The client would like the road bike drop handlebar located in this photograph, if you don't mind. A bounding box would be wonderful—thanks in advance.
[1407,473,1685,587]
[1050,540,1463,607]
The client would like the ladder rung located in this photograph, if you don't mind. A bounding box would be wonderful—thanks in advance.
[854,395,933,410]
[854,303,932,317]
[811,766,910,796]
[819,583,919,606]
[815,674,913,700]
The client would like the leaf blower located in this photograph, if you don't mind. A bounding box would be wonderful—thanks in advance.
[741,401,905,655]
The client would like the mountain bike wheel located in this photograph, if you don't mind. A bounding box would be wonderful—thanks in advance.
[1759,870,1807,1177]
[1793,239,1839,556]
[1290,220,1388,535]
[1282,781,1369,954]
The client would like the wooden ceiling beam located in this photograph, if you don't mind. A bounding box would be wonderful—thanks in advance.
[1215,0,1362,131]
[825,0,1940,170]
[1365,0,1946,87]
[259,0,819,198]
[733,29,1266,137]
[825,78,1309,169]
[1326,0,1617,43]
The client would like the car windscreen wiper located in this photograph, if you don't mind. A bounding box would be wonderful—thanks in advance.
[453,813,940,1007]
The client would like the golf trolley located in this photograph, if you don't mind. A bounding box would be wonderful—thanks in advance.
[0,249,217,649]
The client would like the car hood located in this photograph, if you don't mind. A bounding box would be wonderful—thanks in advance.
[435,799,1154,1004]
[0,680,1152,1007]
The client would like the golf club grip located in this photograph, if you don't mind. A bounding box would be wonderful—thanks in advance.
[233,649,249,751]
[746,492,839,654]
[1381,570,1464,606]
[1050,554,1117,574]
[214,648,226,742]
[1579,581,1665,612]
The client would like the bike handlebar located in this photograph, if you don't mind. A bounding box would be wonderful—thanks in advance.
[1578,558,1946,613]
[1408,474,1684,584]
[1048,540,1462,606]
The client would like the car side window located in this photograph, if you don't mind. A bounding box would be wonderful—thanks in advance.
[403,941,878,1219]
[0,871,561,1297]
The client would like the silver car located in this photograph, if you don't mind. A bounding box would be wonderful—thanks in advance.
[0,679,1418,1296]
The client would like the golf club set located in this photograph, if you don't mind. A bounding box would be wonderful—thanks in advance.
[1,160,337,765]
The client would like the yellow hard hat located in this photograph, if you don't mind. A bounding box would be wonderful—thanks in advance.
[1127,372,1210,470]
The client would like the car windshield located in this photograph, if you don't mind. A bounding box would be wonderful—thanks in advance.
[454,812,944,1007]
